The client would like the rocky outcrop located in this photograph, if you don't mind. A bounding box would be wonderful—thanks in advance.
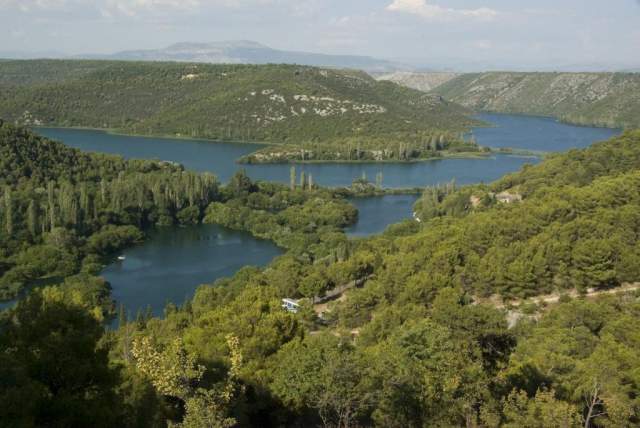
[432,72,640,129]
[375,71,460,92]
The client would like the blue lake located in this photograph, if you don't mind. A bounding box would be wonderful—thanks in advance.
[37,127,534,189]
[474,113,620,152]
[36,113,619,189]
[105,224,282,318]
[6,114,615,316]
[346,194,420,237]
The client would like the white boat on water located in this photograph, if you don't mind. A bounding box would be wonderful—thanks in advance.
[117,255,126,261]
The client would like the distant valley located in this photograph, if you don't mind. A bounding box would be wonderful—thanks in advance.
[374,71,460,92]
[380,71,640,129]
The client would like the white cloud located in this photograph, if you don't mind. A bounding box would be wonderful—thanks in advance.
[1,0,281,16]
[10,29,27,39]
[386,0,498,22]
[472,39,492,50]
[0,0,69,11]
[103,0,200,17]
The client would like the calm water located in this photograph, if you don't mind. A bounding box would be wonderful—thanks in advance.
[37,127,536,188]
[105,224,282,318]
[2,115,614,315]
[474,113,620,152]
[346,194,420,237]
[36,114,619,188]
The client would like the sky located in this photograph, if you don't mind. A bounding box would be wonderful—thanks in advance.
[1,0,639,70]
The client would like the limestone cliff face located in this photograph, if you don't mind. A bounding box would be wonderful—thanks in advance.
[431,72,640,129]
[375,72,460,92]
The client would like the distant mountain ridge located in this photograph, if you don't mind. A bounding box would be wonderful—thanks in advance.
[79,40,412,73]
[5,41,639,73]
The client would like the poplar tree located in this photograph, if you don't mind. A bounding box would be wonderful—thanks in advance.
[100,178,107,205]
[4,187,13,237]
[290,166,296,190]
[47,181,56,230]
[80,183,90,227]
[376,172,384,188]
[299,171,306,190]
[27,199,38,238]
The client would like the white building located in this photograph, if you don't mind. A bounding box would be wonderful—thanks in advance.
[282,298,300,313]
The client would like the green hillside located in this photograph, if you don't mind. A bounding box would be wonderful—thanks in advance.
[0,121,219,299]
[0,122,356,301]
[432,72,640,129]
[0,60,481,162]
[2,126,640,426]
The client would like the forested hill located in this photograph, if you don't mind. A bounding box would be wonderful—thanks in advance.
[0,122,220,300]
[2,128,640,426]
[430,72,640,129]
[0,60,478,154]
[404,130,640,300]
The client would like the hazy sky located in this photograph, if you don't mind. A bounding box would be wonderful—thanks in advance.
[1,0,639,69]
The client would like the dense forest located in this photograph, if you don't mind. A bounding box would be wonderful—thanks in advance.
[0,60,482,162]
[431,72,640,129]
[0,121,219,302]
[0,123,357,302]
[1,123,639,426]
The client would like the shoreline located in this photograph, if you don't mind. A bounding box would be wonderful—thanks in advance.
[473,110,626,131]
[32,125,269,146]
[239,150,495,165]
[32,125,508,165]
[32,124,549,165]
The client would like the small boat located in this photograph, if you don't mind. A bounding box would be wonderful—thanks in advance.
[117,255,126,261]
